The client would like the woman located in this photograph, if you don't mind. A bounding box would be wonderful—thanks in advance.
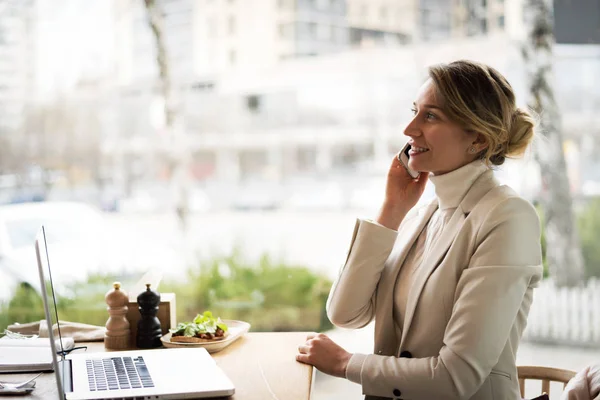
[296,60,543,400]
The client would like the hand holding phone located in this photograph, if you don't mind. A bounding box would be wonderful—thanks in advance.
[377,146,427,230]
[397,143,420,179]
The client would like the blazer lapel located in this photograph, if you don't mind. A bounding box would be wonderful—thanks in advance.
[400,169,500,344]
[374,200,438,352]
[383,200,439,283]
[400,206,466,343]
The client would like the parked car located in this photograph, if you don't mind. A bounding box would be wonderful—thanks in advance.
[0,201,184,303]
[0,202,116,300]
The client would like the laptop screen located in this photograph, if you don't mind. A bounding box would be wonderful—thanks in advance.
[35,226,68,399]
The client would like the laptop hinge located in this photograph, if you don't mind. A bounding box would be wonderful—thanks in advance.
[58,359,73,394]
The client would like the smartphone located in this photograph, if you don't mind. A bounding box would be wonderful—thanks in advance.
[397,143,420,179]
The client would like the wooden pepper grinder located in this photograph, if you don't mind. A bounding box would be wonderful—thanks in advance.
[104,282,131,350]
[136,283,163,348]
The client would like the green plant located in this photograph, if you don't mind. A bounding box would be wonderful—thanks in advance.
[0,273,139,334]
[0,282,45,333]
[577,197,600,279]
[161,249,334,332]
[537,198,600,281]
[0,251,334,334]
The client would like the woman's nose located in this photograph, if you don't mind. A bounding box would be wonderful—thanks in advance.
[403,118,421,138]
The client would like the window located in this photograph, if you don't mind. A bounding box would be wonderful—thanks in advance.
[497,14,505,28]
[480,18,488,33]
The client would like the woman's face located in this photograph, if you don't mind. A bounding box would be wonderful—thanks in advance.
[403,79,480,176]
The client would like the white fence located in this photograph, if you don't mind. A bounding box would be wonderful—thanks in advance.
[524,278,600,347]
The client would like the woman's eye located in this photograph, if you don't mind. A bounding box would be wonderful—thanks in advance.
[425,112,436,120]
[410,108,417,115]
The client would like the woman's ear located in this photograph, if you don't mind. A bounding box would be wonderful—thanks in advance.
[472,133,489,151]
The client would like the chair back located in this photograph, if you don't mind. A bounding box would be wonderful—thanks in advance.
[518,366,577,398]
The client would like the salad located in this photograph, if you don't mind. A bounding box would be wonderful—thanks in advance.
[169,311,229,342]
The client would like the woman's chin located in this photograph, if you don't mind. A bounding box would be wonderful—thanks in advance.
[409,161,426,173]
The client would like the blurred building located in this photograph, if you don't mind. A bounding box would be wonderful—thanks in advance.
[418,0,525,41]
[0,0,36,136]
[114,0,419,85]
[110,0,421,184]
[106,0,599,203]
[345,0,416,46]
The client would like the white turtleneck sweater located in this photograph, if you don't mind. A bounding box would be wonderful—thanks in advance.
[392,160,489,344]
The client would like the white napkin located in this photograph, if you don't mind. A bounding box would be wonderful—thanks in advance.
[8,320,105,342]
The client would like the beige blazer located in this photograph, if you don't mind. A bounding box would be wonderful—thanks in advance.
[327,170,543,400]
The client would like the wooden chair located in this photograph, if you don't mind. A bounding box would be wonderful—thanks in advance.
[518,366,577,398]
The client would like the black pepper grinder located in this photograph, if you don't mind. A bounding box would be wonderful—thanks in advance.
[136,283,163,348]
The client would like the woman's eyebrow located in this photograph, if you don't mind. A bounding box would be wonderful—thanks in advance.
[413,102,443,111]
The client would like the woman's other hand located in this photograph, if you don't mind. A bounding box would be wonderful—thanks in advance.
[376,153,429,230]
[296,333,352,378]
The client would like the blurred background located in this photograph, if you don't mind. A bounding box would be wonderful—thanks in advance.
[0,0,599,398]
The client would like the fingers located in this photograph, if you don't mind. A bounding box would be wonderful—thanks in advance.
[297,333,326,364]
[297,344,309,353]
[390,154,416,181]
[296,353,310,364]
[392,152,403,168]
[299,333,327,356]
[296,343,312,364]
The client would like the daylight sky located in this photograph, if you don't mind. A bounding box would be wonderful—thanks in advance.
[35,0,114,98]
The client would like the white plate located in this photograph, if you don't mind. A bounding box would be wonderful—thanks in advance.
[161,319,250,353]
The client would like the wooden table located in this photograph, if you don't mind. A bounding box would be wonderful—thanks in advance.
[0,332,314,400]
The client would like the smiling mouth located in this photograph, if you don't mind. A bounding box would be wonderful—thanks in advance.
[409,146,429,155]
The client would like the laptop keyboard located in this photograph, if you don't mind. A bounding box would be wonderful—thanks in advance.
[86,356,155,391]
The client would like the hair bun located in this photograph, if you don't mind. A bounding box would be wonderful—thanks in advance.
[505,108,536,159]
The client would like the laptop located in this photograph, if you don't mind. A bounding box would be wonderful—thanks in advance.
[35,226,236,399]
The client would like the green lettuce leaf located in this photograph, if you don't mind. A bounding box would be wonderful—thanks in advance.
[171,311,228,336]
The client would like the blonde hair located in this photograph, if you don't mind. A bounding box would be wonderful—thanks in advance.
[428,60,535,166]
